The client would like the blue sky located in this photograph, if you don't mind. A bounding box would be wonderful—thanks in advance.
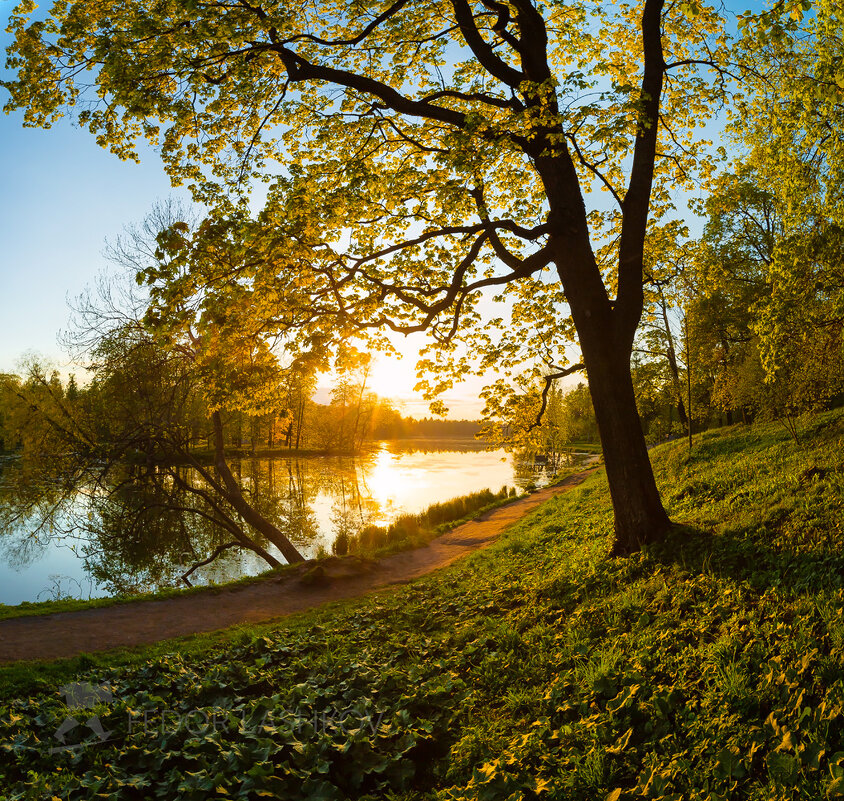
[0,121,192,371]
[0,2,193,377]
[0,0,756,415]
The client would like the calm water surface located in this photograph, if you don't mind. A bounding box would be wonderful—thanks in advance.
[0,440,559,605]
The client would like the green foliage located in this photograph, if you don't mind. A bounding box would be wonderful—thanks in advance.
[480,380,598,461]
[0,562,303,623]
[4,410,844,798]
[706,9,844,427]
[2,0,736,550]
[688,164,844,435]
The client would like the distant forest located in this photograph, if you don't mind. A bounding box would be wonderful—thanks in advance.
[371,412,479,440]
[0,365,480,458]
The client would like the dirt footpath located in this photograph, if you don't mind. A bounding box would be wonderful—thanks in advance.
[0,469,595,664]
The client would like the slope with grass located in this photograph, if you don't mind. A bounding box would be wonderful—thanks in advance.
[2,411,844,799]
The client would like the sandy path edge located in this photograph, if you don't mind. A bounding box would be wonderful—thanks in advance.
[0,469,596,664]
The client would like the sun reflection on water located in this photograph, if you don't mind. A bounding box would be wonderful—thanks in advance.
[364,444,431,525]
[0,442,549,604]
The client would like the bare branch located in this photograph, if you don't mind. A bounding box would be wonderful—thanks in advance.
[181,541,241,587]
[530,363,585,430]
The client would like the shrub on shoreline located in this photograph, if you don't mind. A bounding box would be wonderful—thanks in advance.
[334,485,518,555]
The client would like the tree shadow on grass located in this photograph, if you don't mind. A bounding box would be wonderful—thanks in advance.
[642,524,844,596]
[534,518,844,614]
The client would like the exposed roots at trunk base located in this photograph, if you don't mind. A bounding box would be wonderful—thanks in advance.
[609,516,672,557]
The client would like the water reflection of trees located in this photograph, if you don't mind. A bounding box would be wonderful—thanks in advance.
[0,442,545,599]
[234,458,320,552]
[0,452,385,595]
[0,455,322,595]
[326,465,381,553]
[0,453,91,571]
[511,449,584,487]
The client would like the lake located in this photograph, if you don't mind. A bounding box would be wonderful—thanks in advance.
[0,440,567,606]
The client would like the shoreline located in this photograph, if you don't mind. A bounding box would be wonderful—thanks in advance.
[0,469,598,663]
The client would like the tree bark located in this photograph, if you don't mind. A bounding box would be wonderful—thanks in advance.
[539,162,672,553]
[532,0,671,554]
[212,410,305,563]
[659,294,689,428]
[574,308,672,554]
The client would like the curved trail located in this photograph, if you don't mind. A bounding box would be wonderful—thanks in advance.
[0,469,595,664]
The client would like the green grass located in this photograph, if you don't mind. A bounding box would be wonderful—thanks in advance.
[3,410,844,799]
[565,440,603,454]
[0,561,305,623]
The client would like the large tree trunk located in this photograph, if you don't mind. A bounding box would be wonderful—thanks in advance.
[547,209,672,554]
[545,224,672,553]
[532,0,670,555]
[212,411,305,564]
[580,331,672,554]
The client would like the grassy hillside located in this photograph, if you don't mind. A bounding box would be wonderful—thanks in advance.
[2,411,844,799]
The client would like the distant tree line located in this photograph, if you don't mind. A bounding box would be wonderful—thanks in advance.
[0,371,482,458]
[369,411,479,440]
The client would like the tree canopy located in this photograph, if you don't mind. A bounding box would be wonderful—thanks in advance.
[4,0,736,551]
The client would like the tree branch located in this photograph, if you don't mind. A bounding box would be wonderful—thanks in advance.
[616,0,666,343]
[259,0,412,48]
[530,364,585,430]
[451,0,525,88]
[566,132,623,208]
[274,46,467,129]
[181,541,241,587]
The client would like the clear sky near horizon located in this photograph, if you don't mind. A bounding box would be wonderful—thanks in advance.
[0,3,193,372]
[0,0,751,418]
[0,2,493,417]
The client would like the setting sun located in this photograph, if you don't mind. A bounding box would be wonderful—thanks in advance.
[365,351,421,406]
